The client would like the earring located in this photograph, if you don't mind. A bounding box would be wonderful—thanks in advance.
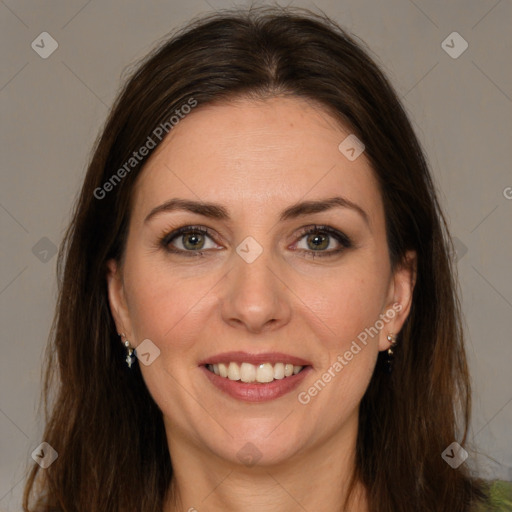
[119,333,136,368]
[386,333,398,374]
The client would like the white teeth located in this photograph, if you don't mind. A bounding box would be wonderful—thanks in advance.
[256,363,274,383]
[218,363,228,378]
[240,362,256,383]
[274,362,285,380]
[227,362,240,381]
[207,361,305,383]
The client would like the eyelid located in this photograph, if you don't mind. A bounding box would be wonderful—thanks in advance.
[290,224,353,258]
[159,225,221,253]
[294,224,352,247]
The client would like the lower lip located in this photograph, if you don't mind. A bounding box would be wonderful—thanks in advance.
[200,365,312,402]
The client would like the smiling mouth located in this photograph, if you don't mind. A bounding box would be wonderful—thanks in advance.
[205,361,306,384]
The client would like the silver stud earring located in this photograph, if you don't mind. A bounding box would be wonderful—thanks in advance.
[119,333,136,368]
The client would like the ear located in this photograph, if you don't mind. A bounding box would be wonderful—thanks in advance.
[378,250,417,351]
[106,258,133,341]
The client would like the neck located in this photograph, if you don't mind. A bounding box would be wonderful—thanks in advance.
[163,413,368,512]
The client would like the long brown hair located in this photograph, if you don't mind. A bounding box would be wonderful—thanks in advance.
[23,6,488,511]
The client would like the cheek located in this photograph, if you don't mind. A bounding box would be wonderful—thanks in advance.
[296,273,383,417]
[297,263,388,350]
[123,255,218,350]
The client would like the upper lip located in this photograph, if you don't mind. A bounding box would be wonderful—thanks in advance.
[198,351,312,367]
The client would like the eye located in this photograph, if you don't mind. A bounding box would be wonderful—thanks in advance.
[160,225,221,256]
[293,225,352,258]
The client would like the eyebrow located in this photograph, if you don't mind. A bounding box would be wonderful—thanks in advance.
[144,196,370,227]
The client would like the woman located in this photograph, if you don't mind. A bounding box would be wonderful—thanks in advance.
[22,6,512,512]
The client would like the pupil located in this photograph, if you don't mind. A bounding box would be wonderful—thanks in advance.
[184,233,204,250]
[309,233,328,250]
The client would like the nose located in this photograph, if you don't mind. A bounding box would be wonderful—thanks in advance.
[220,248,292,334]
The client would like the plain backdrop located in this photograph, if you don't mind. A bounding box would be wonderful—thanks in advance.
[1,0,511,509]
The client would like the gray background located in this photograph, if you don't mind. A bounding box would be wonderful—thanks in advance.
[1,0,511,509]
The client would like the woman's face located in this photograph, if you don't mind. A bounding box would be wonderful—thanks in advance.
[107,96,415,467]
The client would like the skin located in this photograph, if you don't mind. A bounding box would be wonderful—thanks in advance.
[107,96,416,512]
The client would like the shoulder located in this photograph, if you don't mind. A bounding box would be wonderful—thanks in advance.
[472,480,512,512]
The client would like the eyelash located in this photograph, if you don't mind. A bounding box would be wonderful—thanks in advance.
[158,224,353,259]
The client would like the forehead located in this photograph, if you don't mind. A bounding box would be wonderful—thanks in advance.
[130,96,382,225]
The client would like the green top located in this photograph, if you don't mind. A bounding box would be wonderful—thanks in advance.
[473,480,512,511]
